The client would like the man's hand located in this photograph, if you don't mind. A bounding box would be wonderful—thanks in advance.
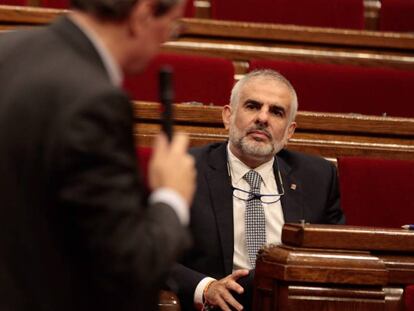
[149,132,196,205]
[204,269,250,311]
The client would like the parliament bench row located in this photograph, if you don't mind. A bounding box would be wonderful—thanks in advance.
[203,0,414,33]
[123,53,414,118]
[132,101,414,162]
[3,0,414,32]
[1,5,414,71]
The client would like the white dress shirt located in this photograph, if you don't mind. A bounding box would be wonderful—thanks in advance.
[194,144,285,305]
[227,144,285,270]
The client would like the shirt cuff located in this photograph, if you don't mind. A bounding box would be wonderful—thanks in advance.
[194,277,216,306]
[149,188,189,226]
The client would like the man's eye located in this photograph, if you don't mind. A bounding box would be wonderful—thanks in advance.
[271,109,284,117]
[245,102,259,110]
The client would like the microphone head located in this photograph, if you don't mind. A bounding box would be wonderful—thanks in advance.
[159,65,174,102]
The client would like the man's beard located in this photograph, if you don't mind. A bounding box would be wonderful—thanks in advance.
[229,122,285,158]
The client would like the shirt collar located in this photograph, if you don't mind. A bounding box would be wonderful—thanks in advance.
[227,143,275,186]
[69,16,123,87]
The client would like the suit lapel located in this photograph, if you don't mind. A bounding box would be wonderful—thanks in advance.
[206,143,234,275]
[276,153,305,223]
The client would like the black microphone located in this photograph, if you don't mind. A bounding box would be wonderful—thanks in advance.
[159,66,174,142]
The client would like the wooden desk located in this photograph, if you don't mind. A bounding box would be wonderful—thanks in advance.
[133,101,414,161]
[254,224,414,310]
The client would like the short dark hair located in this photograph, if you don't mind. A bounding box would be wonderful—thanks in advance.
[71,0,181,20]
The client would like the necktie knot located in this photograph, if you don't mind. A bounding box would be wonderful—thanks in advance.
[243,170,262,194]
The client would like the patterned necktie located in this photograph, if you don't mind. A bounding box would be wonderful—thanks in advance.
[243,170,266,268]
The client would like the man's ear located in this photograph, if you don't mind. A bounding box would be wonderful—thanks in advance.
[287,121,296,140]
[222,105,232,130]
[127,0,154,36]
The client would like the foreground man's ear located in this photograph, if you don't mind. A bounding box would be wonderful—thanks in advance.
[127,0,155,37]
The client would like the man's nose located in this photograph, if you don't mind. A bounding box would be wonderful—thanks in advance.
[256,108,269,124]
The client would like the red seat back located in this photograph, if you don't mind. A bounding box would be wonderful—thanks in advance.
[42,0,192,14]
[136,146,153,190]
[123,53,235,106]
[379,0,414,32]
[184,0,195,17]
[40,0,69,8]
[0,0,27,5]
[210,0,364,29]
[338,157,414,228]
[406,285,414,311]
[249,59,414,117]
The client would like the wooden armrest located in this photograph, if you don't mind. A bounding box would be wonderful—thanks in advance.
[159,290,181,311]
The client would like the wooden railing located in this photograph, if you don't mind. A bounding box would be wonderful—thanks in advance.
[133,101,414,161]
[1,6,414,72]
[0,4,63,29]
[254,224,414,311]
[166,18,414,73]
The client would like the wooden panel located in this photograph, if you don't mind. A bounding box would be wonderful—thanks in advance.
[257,245,387,285]
[158,290,180,311]
[179,18,414,51]
[133,102,414,161]
[254,225,414,311]
[255,245,391,311]
[164,18,414,70]
[0,4,63,25]
[281,224,414,252]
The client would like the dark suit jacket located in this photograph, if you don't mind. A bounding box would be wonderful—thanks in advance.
[170,142,345,310]
[0,17,189,311]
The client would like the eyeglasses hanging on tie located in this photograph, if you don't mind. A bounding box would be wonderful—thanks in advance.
[228,158,285,204]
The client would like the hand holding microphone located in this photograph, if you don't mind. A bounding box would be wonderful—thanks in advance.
[148,66,196,205]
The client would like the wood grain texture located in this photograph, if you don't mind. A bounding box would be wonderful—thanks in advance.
[281,224,414,252]
[1,6,414,70]
[133,102,414,161]
[253,224,413,311]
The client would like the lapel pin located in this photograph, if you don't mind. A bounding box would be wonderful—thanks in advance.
[290,184,297,190]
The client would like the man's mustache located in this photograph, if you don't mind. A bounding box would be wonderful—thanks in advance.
[246,124,272,139]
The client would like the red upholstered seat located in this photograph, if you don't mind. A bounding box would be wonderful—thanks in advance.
[0,0,27,5]
[338,157,414,310]
[123,53,235,106]
[40,1,191,12]
[184,0,195,17]
[249,59,414,117]
[210,0,364,29]
[406,285,414,311]
[337,157,414,228]
[379,0,414,32]
[40,0,69,8]
[136,146,153,191]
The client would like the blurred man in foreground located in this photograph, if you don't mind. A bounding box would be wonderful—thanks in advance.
[0,0,195,310]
